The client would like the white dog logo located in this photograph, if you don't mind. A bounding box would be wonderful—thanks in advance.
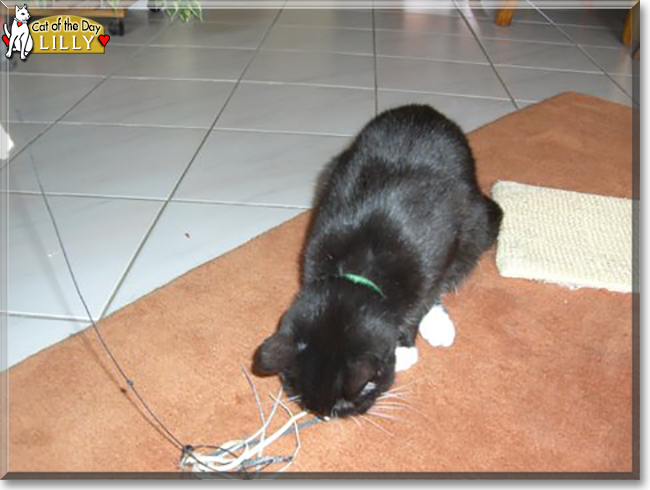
[3,5,34,60]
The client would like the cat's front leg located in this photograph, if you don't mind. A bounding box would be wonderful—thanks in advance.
[419,303,456,347]
[395,322,419,372]
[394,345,418,372]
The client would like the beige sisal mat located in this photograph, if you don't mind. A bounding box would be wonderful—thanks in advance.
[492,181,633,293]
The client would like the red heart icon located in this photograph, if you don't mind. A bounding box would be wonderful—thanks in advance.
[2,34,8,47]
[98,34,110,47]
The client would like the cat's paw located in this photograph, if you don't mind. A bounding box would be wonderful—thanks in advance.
[419,304,456,347]
[394,346,418,372]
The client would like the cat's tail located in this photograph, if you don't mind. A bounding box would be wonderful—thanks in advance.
[3,23,9,38]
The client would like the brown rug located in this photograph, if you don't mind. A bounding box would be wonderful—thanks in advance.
[6,92,635,476]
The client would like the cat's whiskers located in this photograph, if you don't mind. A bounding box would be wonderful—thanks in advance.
[359,413,394,438]
[349,415,362,428]
[389,378,423,392]
[385,385,411,394]
[381,389,412,399]
[372,404,406,412]
[377,393,408,402]
[367,409,401,421]
[376,394,402,401]
[374,400,409,407]
[384,398,432,423]
[376,385,435,422]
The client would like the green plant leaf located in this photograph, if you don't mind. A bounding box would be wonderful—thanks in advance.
[161,0,202,22]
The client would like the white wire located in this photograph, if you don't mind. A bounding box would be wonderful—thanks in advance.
[183,411,308,472]
[268,393,302,473]
[180,386,308,473]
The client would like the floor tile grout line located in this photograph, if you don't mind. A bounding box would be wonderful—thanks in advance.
[135,43,376,55]
[4,311,92,323]
[147,43,258,50]
[375,54,491,67]
[44,120,214,130]
[237,21,375,31]
[525,0,636,105]
[7,123,356,137]
[104,75,240,82]
[188,126,355,137]
[374,53,625,74]
[3,190,168,203]
[453,0,520,110]
[260,46,374,56]
[374,27,572,46]
[376,87,517,101]
[4,189,311,211]
[97,4,288,320]
[8,72,105,79]
[171,19,279,27]
[170,198,311,210]
[197,126,355,137]
[488,63,609,75]
[227,80,377,90]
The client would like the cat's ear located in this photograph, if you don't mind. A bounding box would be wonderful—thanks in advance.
[15,5,19,13]
[343,359,375,399]
[253,333,296,376]
[23,4,27,8]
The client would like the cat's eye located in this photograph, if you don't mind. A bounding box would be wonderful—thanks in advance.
[297,340,307,352]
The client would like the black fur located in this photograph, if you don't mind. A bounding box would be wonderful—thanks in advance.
[253,104,503,418]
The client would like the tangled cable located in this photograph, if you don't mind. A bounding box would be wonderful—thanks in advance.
[179,366,326,473]
[180,388,309,472]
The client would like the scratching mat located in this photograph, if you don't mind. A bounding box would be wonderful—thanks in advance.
[492,181,633,293]
[6,92,635,475]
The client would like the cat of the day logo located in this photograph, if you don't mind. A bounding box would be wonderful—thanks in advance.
[3,4,109,59]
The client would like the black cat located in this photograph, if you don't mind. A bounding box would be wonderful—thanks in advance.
[253,105,503,419]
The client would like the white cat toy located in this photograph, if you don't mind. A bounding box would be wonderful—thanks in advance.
[3,5,34,60]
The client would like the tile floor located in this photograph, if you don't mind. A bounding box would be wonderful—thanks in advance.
[1,4,637,368]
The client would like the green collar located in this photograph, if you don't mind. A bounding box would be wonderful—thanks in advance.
[338,273,386,299]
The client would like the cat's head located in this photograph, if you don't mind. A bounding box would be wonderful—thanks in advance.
[253,284,397,418]
[15,5,30,22]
